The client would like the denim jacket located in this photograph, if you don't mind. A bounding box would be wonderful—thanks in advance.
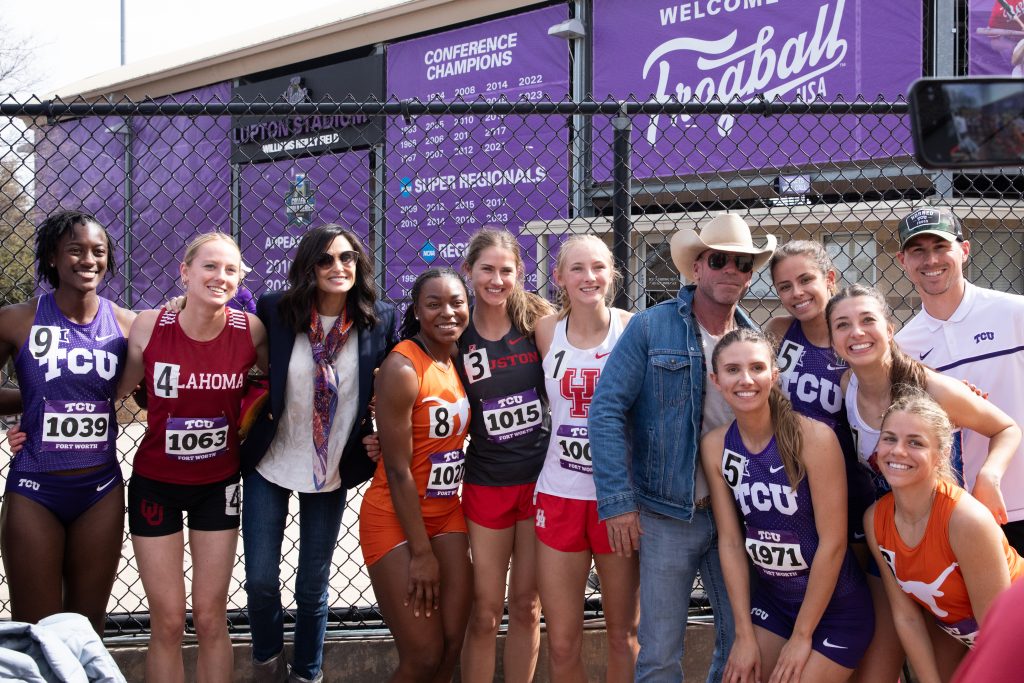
[589,285,755,522]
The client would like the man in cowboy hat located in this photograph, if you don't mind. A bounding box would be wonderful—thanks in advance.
[894,206,1024,553]
[590,213,775,682]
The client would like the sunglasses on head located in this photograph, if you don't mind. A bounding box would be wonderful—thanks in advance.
[705,251,755,274]
[316,250,358,269]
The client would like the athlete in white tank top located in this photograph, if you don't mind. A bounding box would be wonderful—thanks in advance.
[535,312,625,500]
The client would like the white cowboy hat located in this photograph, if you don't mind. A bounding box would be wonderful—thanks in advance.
[670,213,777,282]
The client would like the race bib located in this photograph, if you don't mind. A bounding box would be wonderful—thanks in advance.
[426,449,465,498]
[936,616,978,649]
[481,388,543,443]
[745,526,809,578]
[556,424,592,474]
[165,416,229,462]
[40,399,112,453]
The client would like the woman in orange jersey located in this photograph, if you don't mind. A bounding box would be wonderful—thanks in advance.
[360,267,473,683]
[865,387,1024,683]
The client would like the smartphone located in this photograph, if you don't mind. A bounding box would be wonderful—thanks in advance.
[909,77,1024,169]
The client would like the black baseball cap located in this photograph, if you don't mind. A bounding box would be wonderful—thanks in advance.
[898,208,964,250]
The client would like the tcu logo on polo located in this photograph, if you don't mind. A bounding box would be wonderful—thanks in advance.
[974,331,995,343]
[559,368,600,419]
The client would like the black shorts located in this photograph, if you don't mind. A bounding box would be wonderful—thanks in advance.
[128,473,241,537]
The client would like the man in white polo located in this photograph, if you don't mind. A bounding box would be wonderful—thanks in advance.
[895,206,1024,553]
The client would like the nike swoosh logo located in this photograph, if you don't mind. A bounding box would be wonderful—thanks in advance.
[96,476,118,492]
[853,532,866,540]
[96,334,116,342]
[595,352,611,359]
[769,465,785,474]
[508,336,525,346]
[920,349,934,360]
[822,638,848,650]
[826,363,847,371]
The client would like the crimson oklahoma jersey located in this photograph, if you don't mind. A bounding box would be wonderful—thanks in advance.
[133,308,256,485]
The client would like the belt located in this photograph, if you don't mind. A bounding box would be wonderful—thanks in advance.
[694,496,712,510]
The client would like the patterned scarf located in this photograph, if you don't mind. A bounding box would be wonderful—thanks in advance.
[309,305,353,490]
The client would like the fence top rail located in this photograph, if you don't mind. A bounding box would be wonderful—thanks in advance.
[0,98,909,118]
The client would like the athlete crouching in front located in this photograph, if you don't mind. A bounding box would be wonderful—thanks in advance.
[702,328,873,683]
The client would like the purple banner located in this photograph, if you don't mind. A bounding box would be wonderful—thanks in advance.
[969,0,1024,75]
[130,82,233,308]
[239,152,371,297]
[34,117,128,302]
[592,0,922,179]
[385,5,570,299]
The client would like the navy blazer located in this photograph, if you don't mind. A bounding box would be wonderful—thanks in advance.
[240,291,399,489]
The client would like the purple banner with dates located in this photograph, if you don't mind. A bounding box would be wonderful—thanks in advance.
[385,5,570,299]
[239,152,371,297]
[969,0,1024,74]
[592,0,922,180]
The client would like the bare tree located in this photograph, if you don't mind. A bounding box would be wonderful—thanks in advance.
[0,25,37,96]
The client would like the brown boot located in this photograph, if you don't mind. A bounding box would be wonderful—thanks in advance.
[252,651,289,683]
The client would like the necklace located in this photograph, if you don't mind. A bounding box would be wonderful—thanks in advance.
[417,335,451,371]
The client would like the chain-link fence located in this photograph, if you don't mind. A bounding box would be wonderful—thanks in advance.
[0,97,1022,638]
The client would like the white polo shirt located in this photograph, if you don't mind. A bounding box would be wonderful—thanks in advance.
[896,283,1024,523]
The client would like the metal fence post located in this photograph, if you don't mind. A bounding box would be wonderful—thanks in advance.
[611,107,632,309]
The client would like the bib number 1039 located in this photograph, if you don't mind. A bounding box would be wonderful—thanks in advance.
[41,399,112,452]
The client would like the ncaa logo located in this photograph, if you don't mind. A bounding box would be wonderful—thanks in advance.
[420,241,438,264]
[399,177,413,197]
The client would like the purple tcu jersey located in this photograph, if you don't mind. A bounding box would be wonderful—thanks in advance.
[14,294,126,472]
[722,421,862,600]
[777,320,845,429]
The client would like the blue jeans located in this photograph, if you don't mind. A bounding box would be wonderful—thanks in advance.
[635,507,733,683]
[243,470,347,680]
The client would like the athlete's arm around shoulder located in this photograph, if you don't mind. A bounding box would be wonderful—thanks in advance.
[948,489,1016,625]
[0,298,40,414]
[864,502,944,683]
[116,309,160,400]
[927,368,1020,522]
[533,312,557,358]
[246,313,269,374]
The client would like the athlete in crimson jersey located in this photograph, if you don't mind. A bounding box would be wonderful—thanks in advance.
[132,306,256,485]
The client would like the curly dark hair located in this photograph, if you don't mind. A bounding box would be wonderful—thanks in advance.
[277,224,378,333]
[35,210,116,289]
[399,268,468,340]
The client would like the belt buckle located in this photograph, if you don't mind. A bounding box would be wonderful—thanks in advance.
[694,496,711,510]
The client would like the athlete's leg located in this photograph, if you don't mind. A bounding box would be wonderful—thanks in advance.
[754,625,787,677]
[189,528,238,683]
[0,493,65,624]
[134,532,188,683]
[64,482,125,633]
[503,517,541,683]
[431,532,473,683]
[796,650,855,683]
[369,543,448,683]
[536,542,591,683]
[594,551,640,683]
[925,617,968,681]
[851,575,905,683]
[461,520,515,683]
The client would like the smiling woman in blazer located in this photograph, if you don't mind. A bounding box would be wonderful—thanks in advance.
[241,223,398,683]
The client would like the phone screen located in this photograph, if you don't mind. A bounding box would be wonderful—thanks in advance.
[910,78,1024,169]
